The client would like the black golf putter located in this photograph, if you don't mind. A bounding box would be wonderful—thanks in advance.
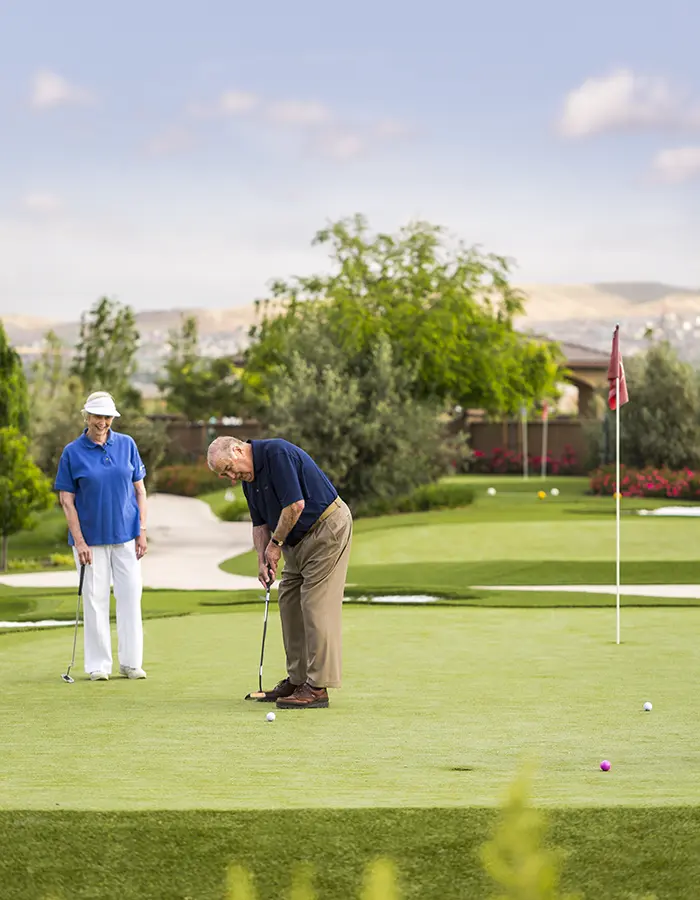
[245,566,274,700]
[61,564,85,683]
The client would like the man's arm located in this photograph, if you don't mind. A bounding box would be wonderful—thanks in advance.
[253,524,271,562]
[272,500,305,543]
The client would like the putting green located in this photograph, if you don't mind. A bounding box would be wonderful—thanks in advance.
[349,518,700,564]
[1,605,697,811]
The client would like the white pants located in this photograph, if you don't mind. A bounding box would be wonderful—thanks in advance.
[73,541,143,675]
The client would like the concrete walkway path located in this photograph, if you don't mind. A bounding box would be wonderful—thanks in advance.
[0,494,261,591]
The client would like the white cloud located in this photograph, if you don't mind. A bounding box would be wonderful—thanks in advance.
[218,90,259,115]
[31,69,94,109]
[265,99,330,125]
[558,68,695,138]
[313,129,366,160]
[145,127,195,157]
[652,146,700,183]
[23,192,62,213]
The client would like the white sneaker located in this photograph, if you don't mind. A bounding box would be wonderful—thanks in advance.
[119,665,147,679]
[90,671,109,681]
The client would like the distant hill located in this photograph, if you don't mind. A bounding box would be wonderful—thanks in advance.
[4,283,700,367]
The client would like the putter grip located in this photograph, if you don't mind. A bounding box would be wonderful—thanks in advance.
[78,564,85,594]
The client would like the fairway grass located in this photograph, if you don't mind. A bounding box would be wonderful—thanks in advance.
[3,807,700,900]
[2,606,697,810]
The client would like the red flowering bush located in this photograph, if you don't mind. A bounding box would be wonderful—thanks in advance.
[471,444,579,475]
[589,465,700,499]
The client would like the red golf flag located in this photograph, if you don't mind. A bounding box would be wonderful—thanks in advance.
[608,325,629,410]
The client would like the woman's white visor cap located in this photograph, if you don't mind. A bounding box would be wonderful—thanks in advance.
[83,395,121,417]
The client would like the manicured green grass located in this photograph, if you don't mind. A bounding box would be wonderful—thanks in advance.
[2,807,700,899]
[4,504,71,571]
[223,503,700,587]
[0,585,266,632]
[1,606,697,810]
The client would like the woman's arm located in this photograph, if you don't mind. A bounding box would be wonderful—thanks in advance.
[134,479,148,559]
[58,491,92,565]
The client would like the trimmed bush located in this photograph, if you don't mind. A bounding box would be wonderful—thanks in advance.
[353,482,475,519]
[590,465,700,499]
[219,497,252,522]
[154,462,221,497]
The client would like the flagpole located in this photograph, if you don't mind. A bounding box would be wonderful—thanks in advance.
[521,406,529,480]
[616,374,621,644]
[541,404,548,480]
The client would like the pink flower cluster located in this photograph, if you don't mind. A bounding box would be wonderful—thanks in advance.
[471,444,578,475]
[590,465,700,499]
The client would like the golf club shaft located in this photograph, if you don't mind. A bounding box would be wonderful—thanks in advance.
[257,566,273,692]
[66,564,85,676]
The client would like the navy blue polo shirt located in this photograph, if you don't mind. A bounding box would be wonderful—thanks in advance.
[54,429,146,547]
[242,439,338,546]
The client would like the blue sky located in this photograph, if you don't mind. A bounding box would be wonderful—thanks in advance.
[1,0,699,319]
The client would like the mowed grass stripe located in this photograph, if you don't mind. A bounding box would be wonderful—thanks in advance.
[348,519,700,564]
[2,808,700,900]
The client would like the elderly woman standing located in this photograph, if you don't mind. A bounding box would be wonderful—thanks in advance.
[55,391,148,681]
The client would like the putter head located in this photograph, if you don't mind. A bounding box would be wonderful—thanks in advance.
[245,690,266,700]
[61,673,74,683]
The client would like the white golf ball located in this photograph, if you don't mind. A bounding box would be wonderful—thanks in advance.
[550,487,560,496]
[643,701,652,712]
[266,712,276,722]
[487,487,496,496]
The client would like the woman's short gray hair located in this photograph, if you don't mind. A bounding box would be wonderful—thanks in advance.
[207,435,246,470]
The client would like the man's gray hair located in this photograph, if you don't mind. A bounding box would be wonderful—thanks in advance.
[206,435,247,471]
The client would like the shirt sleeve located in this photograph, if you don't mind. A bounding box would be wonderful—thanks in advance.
[268,449,304,508]
[54,448,76,493]
[130,439,147,482]
[242,483,265,527]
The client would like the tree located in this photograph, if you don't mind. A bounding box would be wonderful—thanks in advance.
[0,320,29,432]
[260,316,449,508]
[157,315,244,422]
[620,340,700,469]
[245,215,563,416]
[28,331,88,477]
[70,296,142,408]
[0,428,54,571]
[29,329,68,400]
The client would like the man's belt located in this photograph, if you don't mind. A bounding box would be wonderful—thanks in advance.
[305,496,342,538]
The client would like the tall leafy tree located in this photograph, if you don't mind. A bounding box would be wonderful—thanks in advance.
[0,320,29,433]
[620,340,700,469]
[258,314,449,508]
[70,297,142,408]
[157,315,243,422]
[245,215,562,415]
[28,330,87,476]
[0,427,54,571]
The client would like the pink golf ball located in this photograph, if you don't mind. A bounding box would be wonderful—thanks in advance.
[600,760,611,771]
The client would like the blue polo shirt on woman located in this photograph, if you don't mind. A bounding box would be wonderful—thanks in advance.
[54,430,146,547]
[242,439,338,547]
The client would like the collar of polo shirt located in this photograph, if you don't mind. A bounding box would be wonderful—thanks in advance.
[81,428,115,447]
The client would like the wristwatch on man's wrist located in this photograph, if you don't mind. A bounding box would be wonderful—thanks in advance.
[270,535,283,547]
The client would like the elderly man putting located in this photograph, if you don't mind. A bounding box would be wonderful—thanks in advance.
[207,436,353,709]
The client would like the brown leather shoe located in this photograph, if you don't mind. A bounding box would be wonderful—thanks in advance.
[276,682,329,709]
[247,677,299,703]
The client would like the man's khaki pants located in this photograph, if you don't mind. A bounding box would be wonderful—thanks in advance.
[278,499,353,689]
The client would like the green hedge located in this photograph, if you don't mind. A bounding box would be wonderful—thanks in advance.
[218,497,252,521]
[353,482,475,518]
[154,463,221,497]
